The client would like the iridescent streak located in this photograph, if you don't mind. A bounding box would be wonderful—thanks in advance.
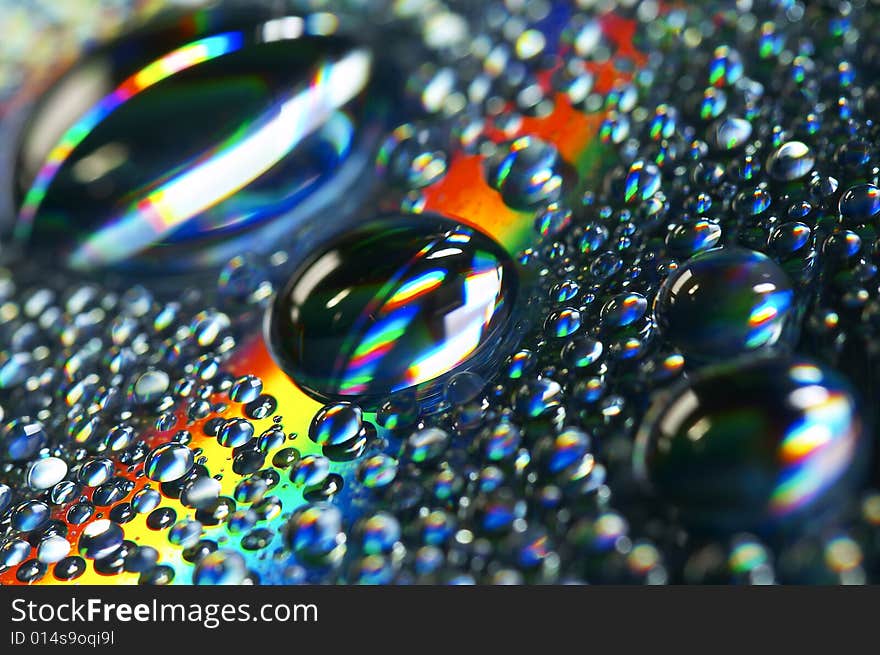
[69,49,372,269]
[335,237,443,395]
[16,33,245,240]
[339,307,417,394]
[405,253,504,387]
[492,137,528,188]
[382,270,447,313]
[619,295,643,323]
[770,391,858,515]
[745,290,792,349]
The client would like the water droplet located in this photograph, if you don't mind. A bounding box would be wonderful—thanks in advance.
[104,425,135,452]
[144,442,194,482]
[181,477,222,510]
[377,123,448,189]
[699,87,727,120]
[15,10,379,273]
[1,419,47,462]
[12,500,50,532]
[291,455,331,488]
[267,214,520,408]
[766,141,815,181]
[376,393,421,431]
[623,160,661,203]
[67,502,94,525]
[544,308,582,338]
[0,539,31,569]
[229,375,263,403]
[485,136,563,208]
[708,117,752,151]
[27,457,68,491]
[357,454,399,488]
[733,187,771,217]
[132,488,161,514]
[54,556,87,581]
[169,519,204,548]
[146,507,177,531]
[244,394,277,420]
[128,369,170,405]
[309,402,363,447]
[357,512,401,555]
[78,458,114,487]
[217,418,255,448]
[839,184,880,224]
[405,427,450,464]
[0,484,11,515]
[109,503,135,524]
[769,222,812,258]
[515,378,564,420]
[193,549,248,585]
[599,111,630,144]
[600,293,648,330]
[37,536,71,564]
[272,447,301,470]
[284,503,345,564]
[708,45,743,87]
[634,357,866,532]
[16,559,47,583]
[234,477,268,505]
[140,564,176,585]
[562,337,604,370]
[654,248,795,360]
[124,546,159,574]
[78,519,124,559]
[535,203,573,238]
[481,420,522,462]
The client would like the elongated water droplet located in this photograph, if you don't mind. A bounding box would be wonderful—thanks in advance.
[14,10,381,273]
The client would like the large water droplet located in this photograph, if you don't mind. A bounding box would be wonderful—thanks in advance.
[766,141,815,181]
[267,213,521,408]
[653,248,795,360]
[634,357,866,533]
[13,10,382,273]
